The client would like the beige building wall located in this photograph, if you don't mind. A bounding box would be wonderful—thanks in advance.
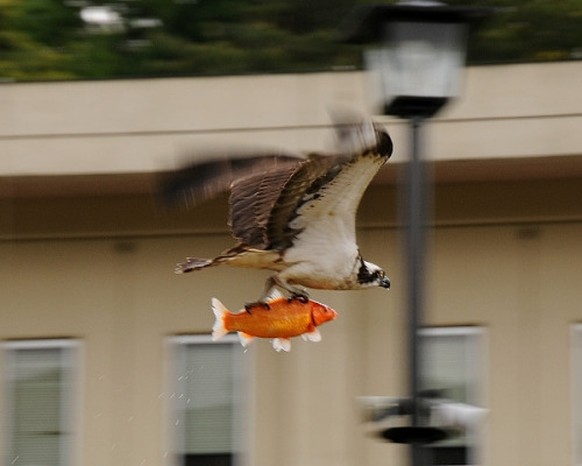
[1,181,581,466]
[0,62,581,466]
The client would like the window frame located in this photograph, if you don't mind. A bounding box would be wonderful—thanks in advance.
[1,338,83,466]
[164,334,253,466]
[419,326,488,466]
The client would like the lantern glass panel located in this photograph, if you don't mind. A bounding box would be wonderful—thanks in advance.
[365,21,467,116]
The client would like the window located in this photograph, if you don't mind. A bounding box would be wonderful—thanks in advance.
[420,327,486,466]
[2,339,81,466]
[167,335,249,466]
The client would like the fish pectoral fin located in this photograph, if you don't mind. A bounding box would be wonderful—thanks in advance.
[302,327,322,343]
[237,332,255,347]
[265,288,285,301]
[272,338,291,352]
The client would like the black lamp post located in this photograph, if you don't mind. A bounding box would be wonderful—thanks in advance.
[343,2,491,465]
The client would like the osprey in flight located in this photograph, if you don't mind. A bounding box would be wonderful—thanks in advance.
[161,118,393,300]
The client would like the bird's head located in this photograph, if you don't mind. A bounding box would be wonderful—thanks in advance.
[357,260,391,290]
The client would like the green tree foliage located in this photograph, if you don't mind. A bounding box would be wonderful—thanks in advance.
[0,0,79,80]
[0,0,580,81]
[450,0,582,62]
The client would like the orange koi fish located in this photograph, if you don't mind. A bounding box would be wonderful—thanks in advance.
[211,294,338,352]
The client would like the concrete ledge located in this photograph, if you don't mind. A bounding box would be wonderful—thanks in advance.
[0,61,580,179]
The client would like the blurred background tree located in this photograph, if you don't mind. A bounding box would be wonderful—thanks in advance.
[0,0,580,81]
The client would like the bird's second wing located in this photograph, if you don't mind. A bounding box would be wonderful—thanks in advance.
[228,162,301,248]
[158,153,302,208]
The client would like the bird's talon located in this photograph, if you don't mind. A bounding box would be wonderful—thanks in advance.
[290,293,309,304]
[245,301,270,313]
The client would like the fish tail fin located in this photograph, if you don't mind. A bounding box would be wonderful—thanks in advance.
[237,332,255,348]
[272,338,291,352]
[211,298,229,341]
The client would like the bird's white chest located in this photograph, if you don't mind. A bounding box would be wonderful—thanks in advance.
[282,215,360,289]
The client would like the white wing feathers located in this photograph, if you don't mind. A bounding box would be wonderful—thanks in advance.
[284,153,386,273]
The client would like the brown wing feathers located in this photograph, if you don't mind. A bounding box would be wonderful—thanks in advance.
[265,154,342,250]
[228,162,299,248]
[159,154,301,207]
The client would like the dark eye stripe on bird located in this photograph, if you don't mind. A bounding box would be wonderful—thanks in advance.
[159,114,394,301]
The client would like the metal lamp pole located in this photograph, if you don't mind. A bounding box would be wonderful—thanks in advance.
[341,3,492,465]
[406,116,428,466]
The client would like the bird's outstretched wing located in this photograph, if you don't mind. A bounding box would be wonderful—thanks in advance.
[159,119,393,254]
[228,123,392,251]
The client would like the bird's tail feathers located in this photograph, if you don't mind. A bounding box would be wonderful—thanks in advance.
[175,257,214,273]
[175,247,265,274]
[211,298,230,341]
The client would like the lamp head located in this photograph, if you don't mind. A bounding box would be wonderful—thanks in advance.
[342,1,493,118]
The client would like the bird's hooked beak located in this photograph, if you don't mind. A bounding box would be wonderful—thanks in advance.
[380,276,391,289]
